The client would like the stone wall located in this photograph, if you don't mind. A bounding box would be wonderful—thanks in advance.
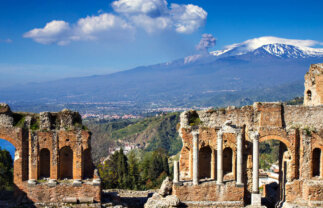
[176,102,323,207]
[0,103,101,205]
[304,63,323,106]
[21,182,101,203]
[173,181,244,202]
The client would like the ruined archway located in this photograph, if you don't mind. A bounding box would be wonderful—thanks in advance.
[198,146,211,179]
[0,131,26,184]
[259,136,292,207]
[312,148,321,177]
[59,146,73,179]
[0,139,15,200]
[82,148,93,179]
[39,148,50,178]
[223,147,233,174]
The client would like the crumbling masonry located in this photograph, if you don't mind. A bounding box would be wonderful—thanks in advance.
[0,106,101,205]
[173,63,323,207]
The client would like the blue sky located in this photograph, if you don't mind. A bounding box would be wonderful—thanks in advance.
[0,0,323,87]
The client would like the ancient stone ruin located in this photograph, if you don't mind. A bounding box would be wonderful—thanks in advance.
[173,63,323,208]
[0,106,101,206]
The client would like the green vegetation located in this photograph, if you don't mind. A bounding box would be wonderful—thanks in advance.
[259,140,280,170]
[30,118,40,130]
[0,147,13,191]
[85,113,182,163]
[188,111,201,126]
[13,113,28,127]
[286,97,303,105]
[99,148,169,190]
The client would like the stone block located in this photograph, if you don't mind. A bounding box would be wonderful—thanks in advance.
[63,197,77,203]
[73,179,82,187]
[251,193,261,206]
[78,197,94,203]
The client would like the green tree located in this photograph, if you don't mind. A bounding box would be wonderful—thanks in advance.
[127,151,140,190]
[99,148,129,189]
[0,147,13,191]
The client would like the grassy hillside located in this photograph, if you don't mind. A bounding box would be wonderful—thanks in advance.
[85,112,182,163]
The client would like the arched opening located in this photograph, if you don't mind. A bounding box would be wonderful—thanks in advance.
[82,148,93,179]
[59,146,73,179]
[307,90,312,101]
[198,146,211,179]
[259,138,290,208]
[312,148,321,177]
[223,147,233,174]
[39,148,50,179]
[0,139,15,200]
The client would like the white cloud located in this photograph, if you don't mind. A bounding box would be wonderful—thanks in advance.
[112,0,168,17]
[24,0,207,45]
[131,14,171,33]
[74,13,134,40]
[171,4,207,34]
[24,14,134,45]
[23,20,71,45]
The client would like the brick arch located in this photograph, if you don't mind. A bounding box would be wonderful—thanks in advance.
[0,129,25,184]
[259,135,292,151]
[0,134,19,150]
[259,134,296,182]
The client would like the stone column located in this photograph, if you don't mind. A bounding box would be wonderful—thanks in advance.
[28,132,37,185]
[251,131,261,206]
[236,133,243,186]
[73,131,83,186]
[217,130,223,184]
[192,131,199,185]
[173,161,179,183]
[211,149,216,180]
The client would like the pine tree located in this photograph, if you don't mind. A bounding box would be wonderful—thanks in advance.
[128,151,139,189]
[0,147,13,191]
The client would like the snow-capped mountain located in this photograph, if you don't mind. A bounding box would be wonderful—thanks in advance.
[210,36,323,58]
[1,36,322,108]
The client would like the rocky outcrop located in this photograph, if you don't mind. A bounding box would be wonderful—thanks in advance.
[144,194,180,208]
[58,109,82,130]
[0,103,13,127]
[39,112,52,130]
[158,177,173,197]
[145,177,180,208]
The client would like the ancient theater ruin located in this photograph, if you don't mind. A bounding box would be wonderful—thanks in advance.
[0,106,101,205]
[173,63,323,208]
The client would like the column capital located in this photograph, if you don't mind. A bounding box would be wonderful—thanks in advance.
[192,130,199,138]
[250,131,259,141]
[217,130,223,138]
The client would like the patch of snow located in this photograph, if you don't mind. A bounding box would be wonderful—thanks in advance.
[209,36,323,58]
[184,54,203,64]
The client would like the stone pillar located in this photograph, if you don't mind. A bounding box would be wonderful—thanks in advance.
[173,161,179,183]
[73,131,83,181]
[192,131,199,185]
[28,132,37,185]
[236,133,243,186]
[211,149,216,180]
[251,131,261,206]
[51,132,58,180]
[217,130,223,184]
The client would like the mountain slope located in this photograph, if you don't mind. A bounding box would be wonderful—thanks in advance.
[84,113,181,163]
[1,36,322,108]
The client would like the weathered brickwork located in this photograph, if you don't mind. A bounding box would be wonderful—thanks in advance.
[304,63,323,106]
[0,104,101,205]
[174,64,323,207]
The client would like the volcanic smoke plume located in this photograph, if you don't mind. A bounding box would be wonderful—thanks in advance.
[196,33,216,54]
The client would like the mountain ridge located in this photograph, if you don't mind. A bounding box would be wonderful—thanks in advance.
[1,36,322,108]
